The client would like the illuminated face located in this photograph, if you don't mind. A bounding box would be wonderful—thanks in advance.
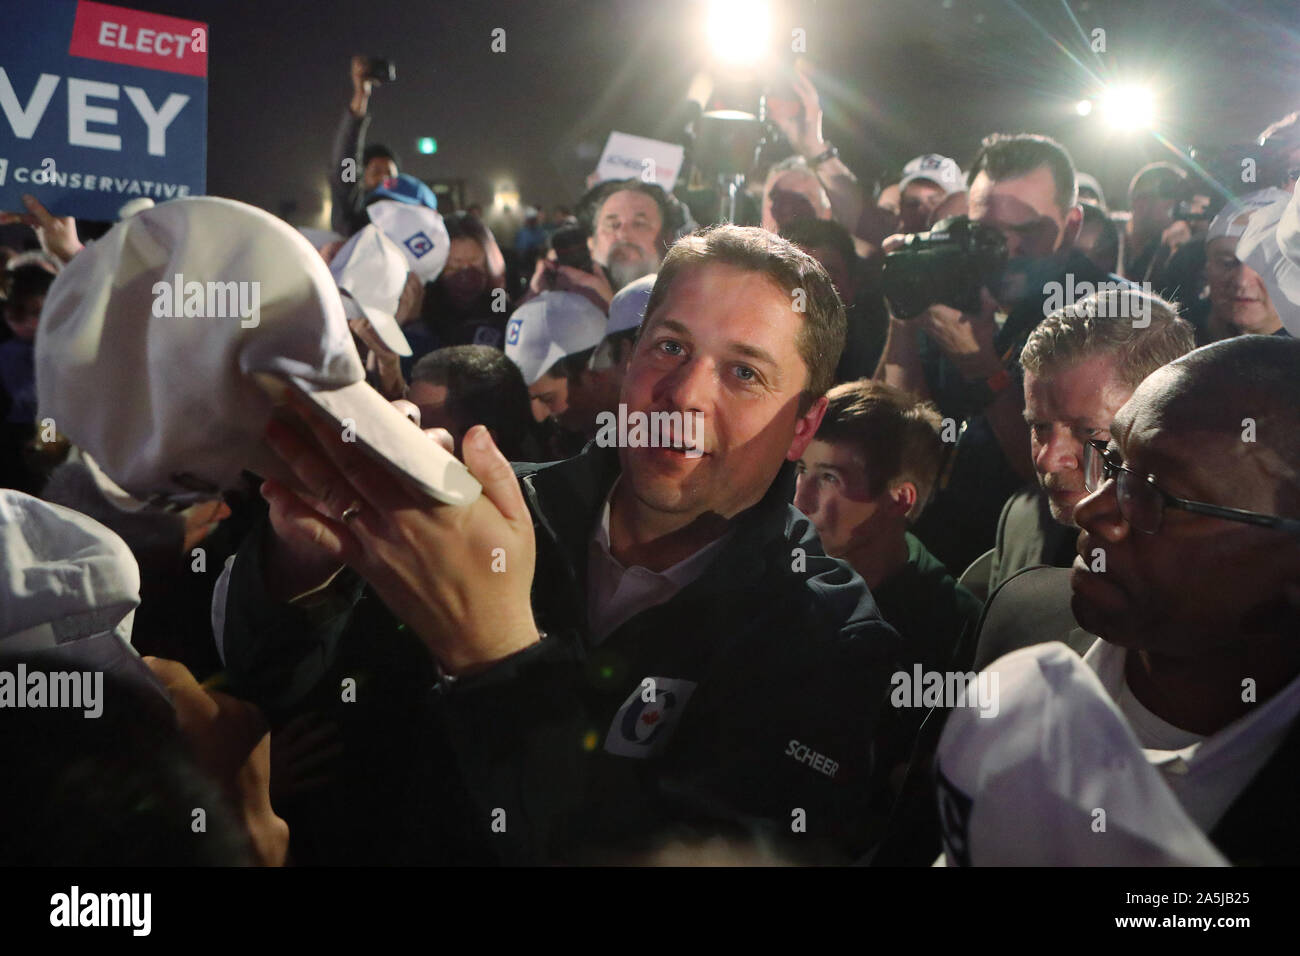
[1205,236,1283,334]
[794,438,890,557]
[1024,355,1134,526]
[619,262,825,522]
[363,157,398,192]
[588,190,664,285]
[528,372,569,423]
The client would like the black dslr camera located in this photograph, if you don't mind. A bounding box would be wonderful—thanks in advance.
[881,216,1008,319]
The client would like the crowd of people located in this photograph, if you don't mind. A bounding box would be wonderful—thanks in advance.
[1,51,1299,868]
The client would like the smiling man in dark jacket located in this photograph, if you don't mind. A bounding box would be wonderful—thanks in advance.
[219,225,902,864]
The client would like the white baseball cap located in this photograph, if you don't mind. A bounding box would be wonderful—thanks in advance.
[935,642,1227,866]
[366,198,450,285]
[899,154,964,197]
[0,490,139,651]
[504,291,609,385]
[1236,187,1300,337]
[329,224,413,357]
[606,273,657,336]
[36,196,481,510]
[1206,187,1289,243]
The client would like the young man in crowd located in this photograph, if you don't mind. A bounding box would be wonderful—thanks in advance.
[219,225,902,864]
[795,380,980,675]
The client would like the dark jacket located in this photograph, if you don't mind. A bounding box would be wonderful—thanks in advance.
[221,444,902,864]
[330,108,373,237]
[986,487,1078,595]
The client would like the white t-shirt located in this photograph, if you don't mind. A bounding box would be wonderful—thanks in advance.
[1085,638,1300,833]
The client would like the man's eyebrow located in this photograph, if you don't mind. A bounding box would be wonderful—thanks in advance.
[729,342,779,368]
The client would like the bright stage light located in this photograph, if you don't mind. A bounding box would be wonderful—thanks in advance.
[1075,99,1093,117]
[706,0,771,66]
[1099,84,1155,130]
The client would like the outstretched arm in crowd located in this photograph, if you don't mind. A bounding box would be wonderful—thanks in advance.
[767,62,899,254]
[330,56,378,235]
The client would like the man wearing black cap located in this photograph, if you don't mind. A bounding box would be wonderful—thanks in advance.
[330,56,401,236]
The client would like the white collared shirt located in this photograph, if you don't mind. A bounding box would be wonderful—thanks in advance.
[587,481,733,643]
[1085,638,1300,832]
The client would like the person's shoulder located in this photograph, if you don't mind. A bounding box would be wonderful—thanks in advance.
[774,503,898,651]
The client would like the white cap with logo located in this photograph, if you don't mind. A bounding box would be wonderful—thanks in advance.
[504,290,609,385]
[366,198,451,285]
[36,196,480,511]
[329,223,413,356]
[899,154,965,197]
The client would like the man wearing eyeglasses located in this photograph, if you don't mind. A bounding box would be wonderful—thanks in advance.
[971,335,1300,863]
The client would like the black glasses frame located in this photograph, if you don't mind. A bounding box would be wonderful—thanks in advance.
[1083,439,1300,535]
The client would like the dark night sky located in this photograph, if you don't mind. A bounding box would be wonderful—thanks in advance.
[117,0,1300,228]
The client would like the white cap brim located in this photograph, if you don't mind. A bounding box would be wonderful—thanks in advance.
[341,290,413,357]
[263,375,481,507]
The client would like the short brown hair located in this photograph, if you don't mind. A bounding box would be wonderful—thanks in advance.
[815,380,945,521]
[1020,288,1196,389]
[640,225,845,407]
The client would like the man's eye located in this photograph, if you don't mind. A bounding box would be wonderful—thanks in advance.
[795,461,806,475]
[733,365,757,382]
[820,472,838,485]
[657,340,684,356]
[1030,422,1051,441]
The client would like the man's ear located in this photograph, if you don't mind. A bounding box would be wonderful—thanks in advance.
[1061,204,1084,251]
[787,394,828,461]
[889,480,919,520]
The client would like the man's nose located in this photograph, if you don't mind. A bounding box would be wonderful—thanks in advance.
[1039,425,1082,473]
[1072,475,1129,543]
[655,354,714,412]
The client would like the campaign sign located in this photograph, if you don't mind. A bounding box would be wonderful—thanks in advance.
[595,132,684,193]
[0,1,207,221]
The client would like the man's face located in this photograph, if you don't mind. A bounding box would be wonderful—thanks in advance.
[363,157,398,192]
[794,439,891,557]
[969,165,1080,306]
[969,165,1078,260]
[528,372,568,423]
[1128,183,1175,236]
[899,180,946,233]
[4,294,42,342]
[441,237,489,309]
[1024,355,1134,526]
[763,171,828,233]
[619,262,826,522]
[1070,367,1299,656]
[588,190,663,289]
[1205,236,1282,334]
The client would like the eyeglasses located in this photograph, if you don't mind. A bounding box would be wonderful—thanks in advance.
[1083,439,1300,535]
